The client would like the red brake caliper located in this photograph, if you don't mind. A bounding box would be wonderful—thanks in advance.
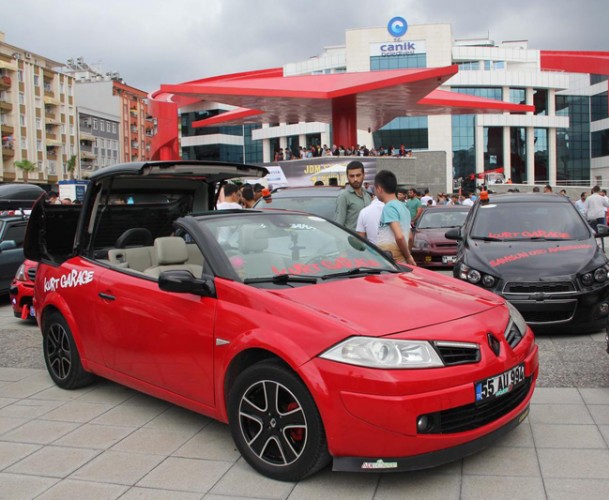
[286,402,304,441]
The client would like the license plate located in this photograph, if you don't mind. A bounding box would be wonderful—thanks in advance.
[475,364,525,402]
[425,256,432,262]
[442,256,456,264]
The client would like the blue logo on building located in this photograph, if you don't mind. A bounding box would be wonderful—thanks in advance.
[387,17,408,38]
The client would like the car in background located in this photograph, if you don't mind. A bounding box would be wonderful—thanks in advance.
[9,259,37,321]
[0,214,30,294]
[253,186,343,219]
[411,206,470,267]
[0,183,45,214]
[24,160,537,481]
[448,193,609,333]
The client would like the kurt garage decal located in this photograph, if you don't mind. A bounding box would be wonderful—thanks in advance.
[489,244,593,268]
[43,269,95,292]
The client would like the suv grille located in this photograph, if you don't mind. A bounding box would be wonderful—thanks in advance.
[504,281,574,294]
[27,267,37,281]
[434,342,480,366]
[419,378,531,434]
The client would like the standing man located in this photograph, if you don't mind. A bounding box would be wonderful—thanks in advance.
[405,188,423,223]
[374,170,415,265]
[575,192,587,216]
[584,185,609,250]
[217,184,242,210]
[356,197,384,244]
[334,160,371,231]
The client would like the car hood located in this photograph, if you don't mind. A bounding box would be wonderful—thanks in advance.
[269,270,503,337]
[416,228,457,244]
[464,238,606,278]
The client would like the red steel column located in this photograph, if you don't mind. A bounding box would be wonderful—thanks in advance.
[331,94,357,148]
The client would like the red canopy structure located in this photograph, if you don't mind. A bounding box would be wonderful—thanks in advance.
[149,65,534,161]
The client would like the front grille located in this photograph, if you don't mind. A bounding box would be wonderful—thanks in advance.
[521,308,574,323]
[434,243,457,248]
[26,267,37,281]
[504,322,523,349]
[504,281,574,294]
[419,378,531,434]
[434,342,480,366]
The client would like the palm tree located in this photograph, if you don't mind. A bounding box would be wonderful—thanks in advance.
[66,155,77,180]
[14,159,37,183]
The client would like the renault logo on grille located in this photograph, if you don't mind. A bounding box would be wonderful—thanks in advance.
[487,333,501,356]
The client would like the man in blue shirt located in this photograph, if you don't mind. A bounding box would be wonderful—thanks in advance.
[374,170,416,265]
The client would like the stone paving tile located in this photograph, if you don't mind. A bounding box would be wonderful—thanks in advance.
[75,382,137,405]
[0,372,55,398]
[0,397,64,419]
[204,495,270,500]
[0,441,41,470]
[528,403,594,425]
[54,423,136,449]
[35,479,129,500]
[111,426,197,456]
[462,446,540,477]
[600,425,609,446]
[493,420,534,448]
[460,475,546,500]
[0,367,41,382]
[587,404,609,425]
[137,456,233,494]
[288,469,379,500]
[6,444,101,478]
[144,405,211,433]
[1,418,80,444]
[42,400,115,423]
[0,415,29,434]
[90,400,168,427]
[537,448,609,479]
[174,421,241,462]
[531,423,607,448]
[70,450,166,486]
[544,478,609,500]
[375,471,460,500]
[122,486,203,499]
[209,458,296,499]
[29,384,96,401]
[0,396,17,409]
[0,472,59,499]
[579,387,609,404]
[530,387,584,404]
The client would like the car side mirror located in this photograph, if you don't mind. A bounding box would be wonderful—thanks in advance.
[158,270,216,297]
[0,240,17,251]
[596,224,609,238]
[445,228,462,241]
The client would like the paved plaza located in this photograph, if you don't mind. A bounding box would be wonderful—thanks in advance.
[0,298,608,499]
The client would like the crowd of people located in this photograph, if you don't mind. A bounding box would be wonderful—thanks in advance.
[273,144,414,161]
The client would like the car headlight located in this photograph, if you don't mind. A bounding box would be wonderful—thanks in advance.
[580,266,609,286]
[458,264,497,287]
[506,301,527,336]
[319,337,444,369]
[594,267,608,283]
[413,239,430,250]
[14,264,26,282]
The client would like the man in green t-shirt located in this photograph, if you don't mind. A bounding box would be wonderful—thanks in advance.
[405,188,424,250]
[334,161,371,231]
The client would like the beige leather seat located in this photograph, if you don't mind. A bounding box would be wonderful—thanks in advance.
[144,237,203,278]
[238,225,285,276]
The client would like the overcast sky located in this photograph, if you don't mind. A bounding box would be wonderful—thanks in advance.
[2,0,608,93]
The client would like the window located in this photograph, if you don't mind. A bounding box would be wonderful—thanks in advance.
[34,75,40,86]
[19,92,25,105]
[591,92,608,122]
[3,224,27,247]
[20,137,26,149]
[533,89,548,116]
[592,130,609,158]
[20,114,26,126]
[37,140,42,151]
[93,118,98,130]
[112,123,117,134]
[370,53,427,70]
[18,70,23,83]
[100,121,105,132]
[36,118,42,130]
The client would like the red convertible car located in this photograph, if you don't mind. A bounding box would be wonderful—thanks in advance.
[24,161,538,481]
[9,259,37,321]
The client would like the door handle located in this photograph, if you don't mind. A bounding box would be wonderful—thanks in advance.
[98,292,115,301]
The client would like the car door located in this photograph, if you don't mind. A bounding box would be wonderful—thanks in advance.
[95,253,217,408]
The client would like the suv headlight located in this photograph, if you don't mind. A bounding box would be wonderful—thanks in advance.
[580,265,609,287]
[319,337,444,369]
[457,264,497,288]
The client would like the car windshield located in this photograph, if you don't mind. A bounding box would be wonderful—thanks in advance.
[417,209,469,229]
[470,202,591,241]
[255,196,336,219]
[199,213,398,281]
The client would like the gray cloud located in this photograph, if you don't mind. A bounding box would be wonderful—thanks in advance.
[2,0,607,92]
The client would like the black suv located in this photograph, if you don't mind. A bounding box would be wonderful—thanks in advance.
[448,193,609,333]
[0,215,29,294]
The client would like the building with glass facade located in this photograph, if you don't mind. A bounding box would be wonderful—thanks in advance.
[170,23,609,189]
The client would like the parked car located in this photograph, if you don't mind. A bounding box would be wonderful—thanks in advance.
[9,259,37,321]
[0,183,45,213]
[411,206,470,267]
[0,214,30,294]
[25,160,538,481]
[253,186,343,219]
[448,192,609,333]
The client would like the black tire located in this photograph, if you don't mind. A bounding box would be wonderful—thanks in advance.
[228,361,331,481]
[43,312,94,389]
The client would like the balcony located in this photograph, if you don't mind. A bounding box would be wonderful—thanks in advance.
[46,132,57,140]
[0,95,12,112]
[80,150,96,160]
[0,75,11,89]
[80,143,93,152]
[2,141,14,157]
[79,131,95,142]
[43,95,60,106]
[1,123,14,135]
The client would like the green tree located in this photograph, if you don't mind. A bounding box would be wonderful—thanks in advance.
[66,155,77,180]
[14,159,37,183]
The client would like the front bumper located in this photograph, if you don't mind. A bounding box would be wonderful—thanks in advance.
[299,317,538,463]
[412,247,458,268]
[333,406,529,472]
[499,282,609,332]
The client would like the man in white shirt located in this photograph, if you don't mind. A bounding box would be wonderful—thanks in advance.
[575,192,587,216]
[356,197,384,244]
[584,186,609,230]
[420,188,435,206]
[217,184,242,210]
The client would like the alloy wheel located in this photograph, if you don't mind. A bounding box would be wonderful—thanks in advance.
[46,323,72,380]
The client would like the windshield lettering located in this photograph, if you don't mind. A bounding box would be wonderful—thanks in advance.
[272,257,381,275]
[488,230,571,240]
